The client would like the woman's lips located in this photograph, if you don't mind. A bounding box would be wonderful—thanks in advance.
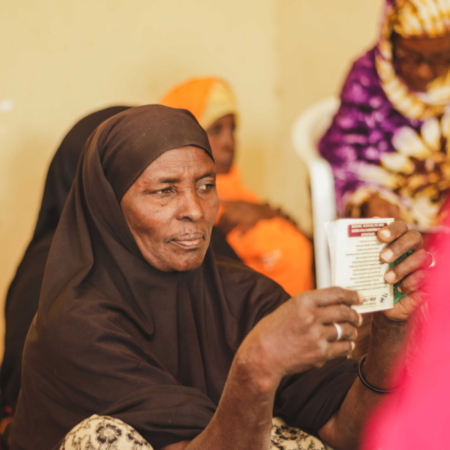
[171,233,204,249]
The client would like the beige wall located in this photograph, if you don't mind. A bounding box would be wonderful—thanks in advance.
[270,0,384,235]
[0,0,382,356]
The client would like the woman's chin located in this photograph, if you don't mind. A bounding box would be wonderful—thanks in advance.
[173,253,206,272]
[146,248,208,272]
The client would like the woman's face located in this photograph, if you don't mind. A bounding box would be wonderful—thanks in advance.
[121,146,219,272]
[206,114,236,174]
[393,33,450,92]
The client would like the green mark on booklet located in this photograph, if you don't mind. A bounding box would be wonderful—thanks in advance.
[389,250,413,304]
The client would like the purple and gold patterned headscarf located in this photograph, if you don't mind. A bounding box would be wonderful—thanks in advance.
[376,0,450,119]
[319,0,450,229]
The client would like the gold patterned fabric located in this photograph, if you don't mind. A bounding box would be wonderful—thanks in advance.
[319,0,450,229]
[59,416,330,450]
[376,0,450,121]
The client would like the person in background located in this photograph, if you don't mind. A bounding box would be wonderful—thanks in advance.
[160,77,313,296]
[319,0,450,359]
[319,0,450,228]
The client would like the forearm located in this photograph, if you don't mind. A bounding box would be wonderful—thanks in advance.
[171,346,277,450]
[364,313,408,385]
[319,314,408,449]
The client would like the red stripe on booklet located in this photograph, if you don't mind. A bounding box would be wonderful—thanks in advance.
[348,223,388,238]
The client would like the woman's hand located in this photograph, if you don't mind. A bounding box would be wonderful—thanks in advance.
[217,201,296,235]
[238,287,363,391]
[378,221,432,321]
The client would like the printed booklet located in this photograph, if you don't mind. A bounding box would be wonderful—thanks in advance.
[325,218,394,314]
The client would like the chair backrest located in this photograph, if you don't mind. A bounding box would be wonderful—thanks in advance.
[292,97,340,163]
[291,97,340,289]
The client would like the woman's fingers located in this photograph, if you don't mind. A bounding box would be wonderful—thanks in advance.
[377,220,409,245]
[311,340,355,368]
[324,322,358,342]
[317,304,362,328]
[383,249,432,285]
[379,228,423,265]
[383,290,424,322]
[397,269,427,294]
[325,341,355,360]
[312,287,364,308]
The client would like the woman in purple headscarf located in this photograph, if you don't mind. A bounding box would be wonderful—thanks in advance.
[319,0,450,229]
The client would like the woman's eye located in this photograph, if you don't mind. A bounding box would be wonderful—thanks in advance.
[198,183,215,192]
[154,187,173,195]
[208,127,221,136]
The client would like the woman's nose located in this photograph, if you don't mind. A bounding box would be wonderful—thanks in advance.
[222,131,235,154]
[179,191,203,221]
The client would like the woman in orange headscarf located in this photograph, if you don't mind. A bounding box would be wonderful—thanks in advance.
[160,77,313,295]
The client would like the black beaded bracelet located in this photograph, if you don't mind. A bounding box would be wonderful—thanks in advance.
[358,355,402,394]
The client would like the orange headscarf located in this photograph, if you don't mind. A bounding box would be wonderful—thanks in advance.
[160,77,254,205]
[160,77,238,130]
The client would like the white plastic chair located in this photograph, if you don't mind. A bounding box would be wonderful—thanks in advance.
[291,97,340,289]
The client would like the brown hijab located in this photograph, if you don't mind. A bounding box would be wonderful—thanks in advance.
[11,105,356,450]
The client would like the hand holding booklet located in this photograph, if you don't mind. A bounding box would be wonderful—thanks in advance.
[325,218,395,314]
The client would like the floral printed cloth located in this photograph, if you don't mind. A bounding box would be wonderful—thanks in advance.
[59,415,329,450]
[319,48,450,228]
[270,417,330,450]
[59,415,151,450]
[319,0,450,229]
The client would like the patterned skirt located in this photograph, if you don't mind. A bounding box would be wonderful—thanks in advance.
[59,415,330,450]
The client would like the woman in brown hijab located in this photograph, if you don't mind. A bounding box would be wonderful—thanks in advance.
[10,106,430,450]
[0,105,237,438]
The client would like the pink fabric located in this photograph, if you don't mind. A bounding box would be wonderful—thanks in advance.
[364,216,450,448]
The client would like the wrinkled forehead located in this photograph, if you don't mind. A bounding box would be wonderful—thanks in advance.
[136,146,216,185]
[92,105,213,201]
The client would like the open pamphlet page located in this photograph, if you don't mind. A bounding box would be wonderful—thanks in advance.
[325,218,394,314]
